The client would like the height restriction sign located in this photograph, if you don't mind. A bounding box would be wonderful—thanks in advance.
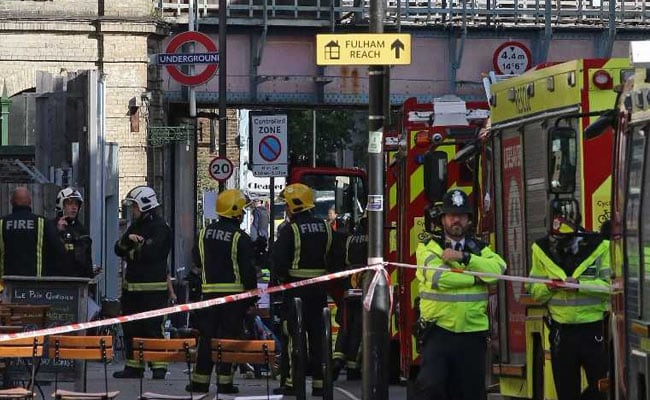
[250,114,288,177]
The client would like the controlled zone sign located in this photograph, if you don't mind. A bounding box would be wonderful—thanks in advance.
[161,31,219,86]
[208,156,233,182]
[250,114,288,177]
[316,33,411,65]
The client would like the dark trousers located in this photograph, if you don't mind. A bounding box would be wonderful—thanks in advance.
[549,320,608,400]
[414,325,487,400]
[333,297,362,368]
[193,299,247,385]
[282,290,327,389]
[122,291,167,369]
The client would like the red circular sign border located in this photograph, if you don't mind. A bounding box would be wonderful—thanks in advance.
[258,135,282,162]
[492,41,532,75]
[165,31,219,86]
[208,156,233,182]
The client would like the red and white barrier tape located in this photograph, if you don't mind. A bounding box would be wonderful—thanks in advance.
[388,261,611,293]
[0,264,384,342]
[0,260,609,342]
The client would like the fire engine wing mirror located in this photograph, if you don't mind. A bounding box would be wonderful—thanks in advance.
[548,126,577,194]
[583,109,616,140]
[424,150,448,203]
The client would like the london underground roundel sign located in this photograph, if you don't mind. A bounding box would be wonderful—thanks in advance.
[493,41,532,75]
[165,31,219,86]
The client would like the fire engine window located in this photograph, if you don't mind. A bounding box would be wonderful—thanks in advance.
[625,126,646,319]
[640,125,650,317]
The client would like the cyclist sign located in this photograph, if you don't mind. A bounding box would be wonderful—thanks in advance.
[208,156,233,182]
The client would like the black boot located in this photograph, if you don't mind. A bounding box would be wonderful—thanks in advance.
[217,384,239,394]
[151,368,167,380]
[185,382,209,393]
[113,367,143,379]
[272,386,295,395]
[332,359,345,381]
[347,368,362,381]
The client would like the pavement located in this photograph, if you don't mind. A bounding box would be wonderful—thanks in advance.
[40,361,407,400]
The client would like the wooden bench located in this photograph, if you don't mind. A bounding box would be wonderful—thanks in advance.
[48,336,118,400]
[210,339,277,400]
[0,336,44,399]
[133,338,206,400]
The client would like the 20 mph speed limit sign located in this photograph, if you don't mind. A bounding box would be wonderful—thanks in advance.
[208,156,233,182]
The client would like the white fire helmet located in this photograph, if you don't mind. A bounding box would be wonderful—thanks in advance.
[56,187,84,212]
[123,186,160,212]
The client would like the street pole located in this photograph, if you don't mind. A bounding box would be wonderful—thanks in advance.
[218,0,227,192]
[362,0,389,397]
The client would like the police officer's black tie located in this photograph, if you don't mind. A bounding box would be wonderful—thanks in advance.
[455,242,463,252]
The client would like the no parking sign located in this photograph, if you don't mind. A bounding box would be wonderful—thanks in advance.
[250,114,288,177]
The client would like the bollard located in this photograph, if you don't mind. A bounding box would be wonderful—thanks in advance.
[292,297,307,400]
[322,307,333,400]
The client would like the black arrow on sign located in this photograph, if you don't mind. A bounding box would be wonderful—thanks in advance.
[391,39,405,58]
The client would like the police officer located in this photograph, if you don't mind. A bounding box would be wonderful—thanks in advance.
[414,189,506,400]
[271,183,337,397]
[527,199,610,400]
[113,186,171,380]
[52,187,95,278]
[332,216,367,381]
[186,189,257,394]
[0,186,64,279]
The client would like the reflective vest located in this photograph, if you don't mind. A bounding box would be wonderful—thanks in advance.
[527,238,610,324]
[415,237,506,333]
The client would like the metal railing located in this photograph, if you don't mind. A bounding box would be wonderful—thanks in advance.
[157,0,648,27]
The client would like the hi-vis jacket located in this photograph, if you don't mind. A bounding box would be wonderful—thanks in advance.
[114,212,171,292]
[527,236,610,324]
[416,236,507,333]
[193,217,257,295]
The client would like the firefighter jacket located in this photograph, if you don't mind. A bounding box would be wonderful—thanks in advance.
[114,212,171,292]
[192,217,257,295]
[527,235,610,324]
[271,211,334,282]
[51,217,93,278]
[0,206,64,277]
[345,227,368,289]
[415,236,506,333]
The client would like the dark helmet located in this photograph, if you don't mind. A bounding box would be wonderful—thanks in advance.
[550,198,581,236]
[440,189,473,216]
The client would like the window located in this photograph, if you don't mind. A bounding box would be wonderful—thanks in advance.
[625,126,646,319]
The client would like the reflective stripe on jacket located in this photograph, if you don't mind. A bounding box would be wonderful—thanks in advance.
[527,238,610,324]
[415,237,506,333]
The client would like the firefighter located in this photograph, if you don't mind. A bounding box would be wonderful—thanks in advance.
[271,183,338,397]
[52,187,95,278]
[186,189,257,394]
[414,189,506,400]
[332,215,367,381]
[113,186,172,380]
[0,186,64,279]
[527,199,610,400]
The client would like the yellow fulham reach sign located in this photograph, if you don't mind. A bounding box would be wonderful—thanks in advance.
[316,33,411,66]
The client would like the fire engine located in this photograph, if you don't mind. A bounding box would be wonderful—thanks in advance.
[384,95,491,382]
[486,58,631,399]
[579,41,650,400]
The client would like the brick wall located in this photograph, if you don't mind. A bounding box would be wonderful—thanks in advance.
[0,2,166,201]
[196,109,241,193]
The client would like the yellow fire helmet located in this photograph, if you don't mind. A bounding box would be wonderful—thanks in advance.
[216,189,249,218]
[278,183,315,214]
